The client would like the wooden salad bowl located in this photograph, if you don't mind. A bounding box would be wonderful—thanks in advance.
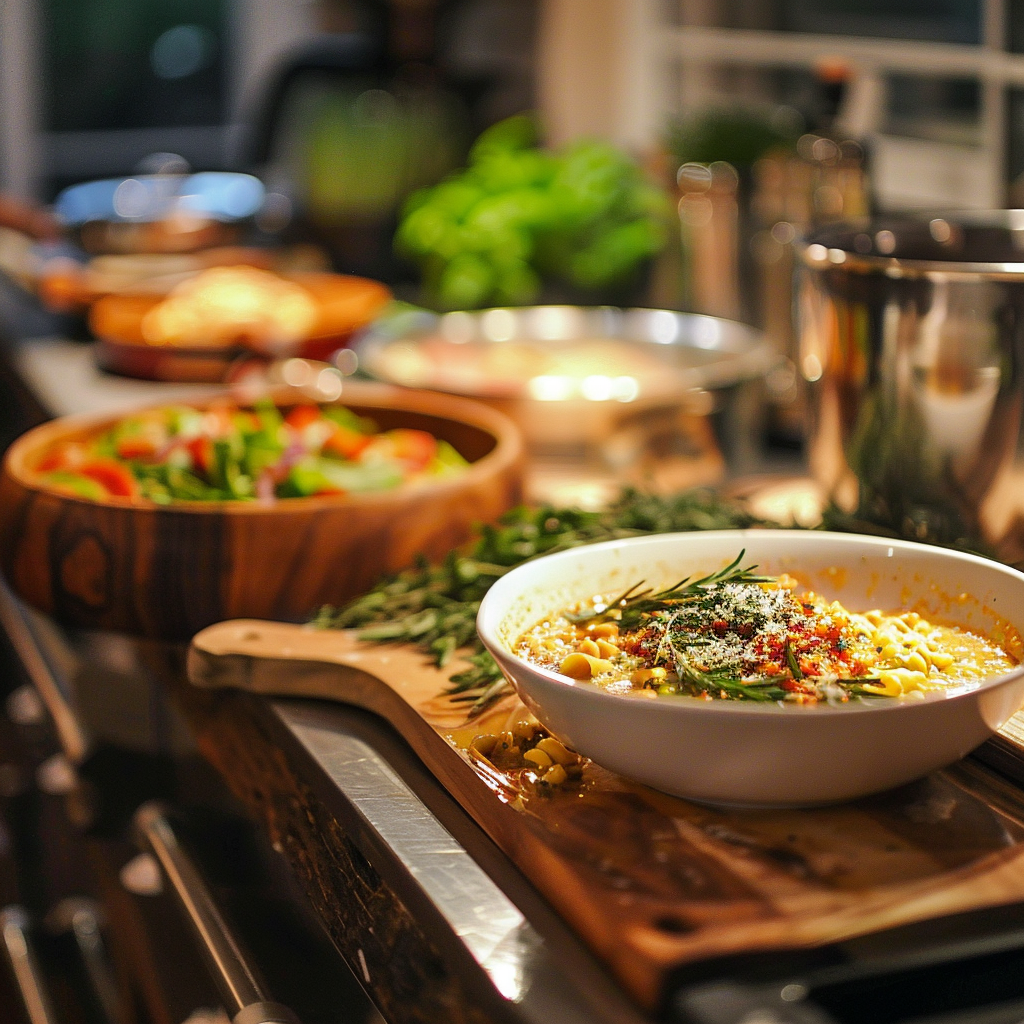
[0,383,524,639]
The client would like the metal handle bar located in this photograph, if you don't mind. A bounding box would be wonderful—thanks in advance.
[0,906,60,1024]
[133,802,300,1024]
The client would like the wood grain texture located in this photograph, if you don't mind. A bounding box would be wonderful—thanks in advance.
[188,620,1024,1011]
[0,384,524,639]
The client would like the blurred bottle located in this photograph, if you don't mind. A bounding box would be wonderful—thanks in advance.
[664,98,871,448]
[663,104,802,323]
[677,161,742,321]
[750,132,869,442]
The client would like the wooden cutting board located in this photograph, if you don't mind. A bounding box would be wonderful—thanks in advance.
[188,620,1024,1010]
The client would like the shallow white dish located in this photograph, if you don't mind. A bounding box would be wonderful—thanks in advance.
[476,530,1024,806]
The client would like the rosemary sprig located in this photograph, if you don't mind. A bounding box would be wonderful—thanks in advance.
[669,649,789,702]
[313,488,774,717]
[843,679,885,697]
[666,647,885,703]
[666,673,887,703]
[784,638,803,680]
[568,550,775,630]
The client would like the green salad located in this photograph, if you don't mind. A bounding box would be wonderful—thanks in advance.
[33,399,469,504]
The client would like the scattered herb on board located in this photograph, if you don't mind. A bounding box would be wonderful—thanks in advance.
[312,488,774,717]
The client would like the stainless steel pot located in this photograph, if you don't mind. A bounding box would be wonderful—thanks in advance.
[799,214,1024,558]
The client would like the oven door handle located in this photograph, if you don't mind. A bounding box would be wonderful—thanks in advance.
[133,802,301,1024]
[0,906,60,1024]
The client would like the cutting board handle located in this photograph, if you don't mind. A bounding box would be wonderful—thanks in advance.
[189,619,373,695]
[187,618,498,735]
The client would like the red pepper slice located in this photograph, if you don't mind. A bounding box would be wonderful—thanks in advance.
[115,435,160,460]
[185,436,215,477]
[285,405,322,431]
[322,425,371,460]
[36,453,65,473]
[77,459,139,498]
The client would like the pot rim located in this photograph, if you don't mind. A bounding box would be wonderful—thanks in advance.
[801,211,1024,280]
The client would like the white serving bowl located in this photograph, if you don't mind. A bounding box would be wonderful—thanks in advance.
[476,530,1024,806]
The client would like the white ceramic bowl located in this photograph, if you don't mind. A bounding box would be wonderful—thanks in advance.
[476,530,1024,806]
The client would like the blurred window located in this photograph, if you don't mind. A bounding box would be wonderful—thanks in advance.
[663,0,1014,208]
[42,0,227,132]
[1011,2,1024,53]
[680,0,982,43]
[779,0,981,44]
[1008,90,1024,200]
[883,76,981,146]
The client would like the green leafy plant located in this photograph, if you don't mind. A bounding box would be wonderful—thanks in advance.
[394,113,670,310]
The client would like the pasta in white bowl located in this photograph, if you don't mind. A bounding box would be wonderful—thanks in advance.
[477,531,1024,806]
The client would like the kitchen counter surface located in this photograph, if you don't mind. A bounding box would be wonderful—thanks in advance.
[0,333,649,1024]
[9,333,1024,1024]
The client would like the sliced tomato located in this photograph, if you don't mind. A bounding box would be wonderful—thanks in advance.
[387,429,437,470]
[322,425,371,460]
[185,436,215,477]
[115,435,160,460]
[285,405,322,432]
[78,459,139,499]
[311,485,346,496]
